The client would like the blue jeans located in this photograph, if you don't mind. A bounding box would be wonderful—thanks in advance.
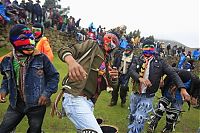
[0,99,46,133]
[165,95,183,111]
[62,93,103,133]
[128,92,154,133]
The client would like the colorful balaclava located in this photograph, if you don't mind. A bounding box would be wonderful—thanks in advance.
[142,39,155,57]
[124,44,133,56]
[138,39,155,93]
[32,23,43,40]
[9,24,35,55]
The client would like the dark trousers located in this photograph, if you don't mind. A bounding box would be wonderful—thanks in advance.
[0,99,46,133]
[111,74,129,103]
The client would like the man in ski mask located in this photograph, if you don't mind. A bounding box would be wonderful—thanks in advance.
[110,44,134,107]
[0,24,59,133]
[127,38,190,133]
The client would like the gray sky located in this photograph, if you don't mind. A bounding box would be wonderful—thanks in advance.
[42,0,199,48]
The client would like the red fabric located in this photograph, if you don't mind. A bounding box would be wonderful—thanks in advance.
[13,39,32,46]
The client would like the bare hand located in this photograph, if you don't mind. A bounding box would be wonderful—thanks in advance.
[139,78,152,87]
[38,96,48,106]
[65,55,87,81]
[0,93,6,103]
[180,88,190,102]
[108,66,118,79]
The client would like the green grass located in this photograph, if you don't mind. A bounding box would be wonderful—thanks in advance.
[0,48,199,133]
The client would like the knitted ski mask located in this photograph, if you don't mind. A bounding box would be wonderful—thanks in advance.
[142,39,155,57]
[124,44,133,56]
[32,23,43,40]
[9,24,35,55]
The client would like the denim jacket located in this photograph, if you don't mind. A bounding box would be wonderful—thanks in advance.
[0,50,59,109]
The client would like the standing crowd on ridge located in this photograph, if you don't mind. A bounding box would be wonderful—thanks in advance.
[0,0,200,133]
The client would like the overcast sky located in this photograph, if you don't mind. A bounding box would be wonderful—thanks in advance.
[41,0,198,48]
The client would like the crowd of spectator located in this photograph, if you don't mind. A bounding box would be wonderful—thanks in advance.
[0,0,199,61]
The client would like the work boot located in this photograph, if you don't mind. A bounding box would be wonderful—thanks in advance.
[121,100,126,108]
[121,102,125,108]
[109,101,117,107]
[121,98,126,107]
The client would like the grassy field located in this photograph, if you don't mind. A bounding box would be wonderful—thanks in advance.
[0,47,199,133]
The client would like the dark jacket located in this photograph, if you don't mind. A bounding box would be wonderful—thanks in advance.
[33,3,42,16]
[129,54,185,95]
[162,69,191,101]
[0,50,59,109]
[58,40,118,100]
[190,74,200,98]
[25,1,33,12]
[19,2,26,9]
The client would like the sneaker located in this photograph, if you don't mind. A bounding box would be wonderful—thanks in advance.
[147,116,160,133]
[161,128,171,133]
[162,125,173,133]
[147,122,157,133]
[147,125,155,133]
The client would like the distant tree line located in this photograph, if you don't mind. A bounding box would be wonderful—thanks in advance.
[44,0,61,9]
